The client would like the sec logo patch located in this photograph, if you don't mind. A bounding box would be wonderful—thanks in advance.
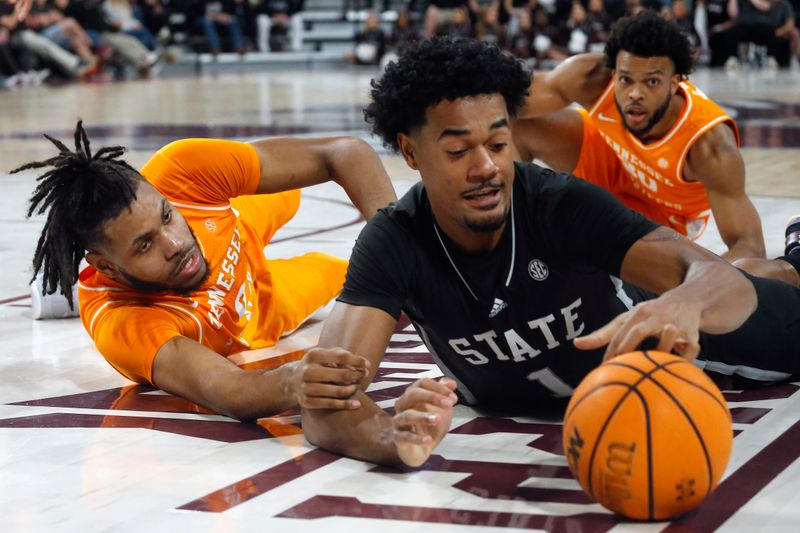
[528,259,549,281]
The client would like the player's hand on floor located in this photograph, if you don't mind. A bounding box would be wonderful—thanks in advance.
[573,295,701,362]
[284,347,370,410]
[392,377,458,467]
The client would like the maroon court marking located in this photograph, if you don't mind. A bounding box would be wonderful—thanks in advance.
[729,407,771,425]
[0,294,30,305]
[276,495,619,532]
[662,417,800,532]
[0,413,269,443]
[178,448,340,512]
[269,193,363,244]
[371,455,588,504]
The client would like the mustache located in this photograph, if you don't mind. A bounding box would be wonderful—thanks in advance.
[462,180,503,197]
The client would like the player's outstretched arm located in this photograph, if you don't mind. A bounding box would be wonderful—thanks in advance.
[301,302,457,466]
[574,226,758,360]
[518,53,610,119]
[685,124,766,261]
[249,136,396,220]
[152,336,369,421]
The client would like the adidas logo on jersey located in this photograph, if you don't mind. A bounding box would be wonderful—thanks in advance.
[489,298,508,318]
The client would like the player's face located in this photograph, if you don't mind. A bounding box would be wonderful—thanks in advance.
[398,93,515,251]
[613,52,680,139]
[88,181,210,293]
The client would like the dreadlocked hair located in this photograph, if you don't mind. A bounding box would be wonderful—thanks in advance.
[13,120,142,309]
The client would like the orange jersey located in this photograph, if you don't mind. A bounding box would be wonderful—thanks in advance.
[576,79,739,238]
[78,139,347,384]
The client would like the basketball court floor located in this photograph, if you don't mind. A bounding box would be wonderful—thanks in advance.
[1,66,799,532]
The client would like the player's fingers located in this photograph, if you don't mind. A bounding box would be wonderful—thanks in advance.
[302,382,359,399]
[393,409,440,429]
[396,386,455,411]
[300,397,361,410]
[680,341,701,361]
[302,365,365,384]
[575,313,627,351]
[415,377,460,399]
[604,319,652,361]
[306,349,370,370]
[656,324,680,353]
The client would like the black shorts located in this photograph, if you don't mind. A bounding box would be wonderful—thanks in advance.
[698,273,800,388]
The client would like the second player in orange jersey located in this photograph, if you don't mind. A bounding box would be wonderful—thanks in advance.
[19,121,396,421]
[514,11,765,262]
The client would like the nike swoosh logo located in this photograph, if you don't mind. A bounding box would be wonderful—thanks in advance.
[597,112,618,123]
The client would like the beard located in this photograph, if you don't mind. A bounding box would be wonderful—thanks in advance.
[615,92,672,140]
[464,212,508,233]
[119,255,211,295]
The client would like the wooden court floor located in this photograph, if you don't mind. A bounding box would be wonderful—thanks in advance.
[1,67,799,532]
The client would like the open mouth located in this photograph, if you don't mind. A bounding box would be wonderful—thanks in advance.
[173,247,200,278]
[463,187,501,209]
[625,107,647,124]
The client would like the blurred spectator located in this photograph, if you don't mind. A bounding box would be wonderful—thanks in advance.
[705,0,738,65]
[134,0,170,43]
[200,0,246,55]
[2,2,91,77]
[670,0,701,57]
[1,16,50,86]
[103,0,158,50]
[424,0,470,38]
[530,6,568,63]
[345,11,386,64]
[387,9,420,53]
[586,0,611,48]
[26,0,97,66]
[732,0,793,67]
[475,2,504,45]
[563,1,596,55]
[59,0,153,76]
[255,0,304,52]
[772,0,797,66]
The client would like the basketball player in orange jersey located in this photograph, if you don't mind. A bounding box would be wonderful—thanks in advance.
[17,121,395,420]
[513,11,765,263]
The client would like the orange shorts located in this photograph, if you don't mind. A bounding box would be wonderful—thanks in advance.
[232,191,347,342]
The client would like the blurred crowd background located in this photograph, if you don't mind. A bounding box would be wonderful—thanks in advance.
[1,0,797,89]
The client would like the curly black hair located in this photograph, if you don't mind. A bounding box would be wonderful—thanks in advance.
[365,36,531,152]
[13,121,142,308]
[605,10,694,78]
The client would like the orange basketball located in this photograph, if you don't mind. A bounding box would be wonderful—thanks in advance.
[562,350,733,521]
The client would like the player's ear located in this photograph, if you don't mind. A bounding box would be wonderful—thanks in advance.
[86,252,122,281]
[397,133,419,170]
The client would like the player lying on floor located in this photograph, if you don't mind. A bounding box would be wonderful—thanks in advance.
[300,37,800,467]
[18,121,395,420]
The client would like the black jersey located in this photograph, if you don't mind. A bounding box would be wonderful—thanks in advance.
[339,163,659,407]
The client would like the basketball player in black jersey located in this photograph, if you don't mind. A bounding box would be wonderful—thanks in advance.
[302,37,800,467]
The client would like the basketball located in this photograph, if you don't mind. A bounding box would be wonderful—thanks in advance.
[562,350,733,521]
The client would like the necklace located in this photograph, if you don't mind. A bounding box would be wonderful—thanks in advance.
[432,199,516,302]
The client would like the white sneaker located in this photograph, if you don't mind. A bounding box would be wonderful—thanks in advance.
[30,279,80,320]
[724,56,741,71]
[766,56,779,71]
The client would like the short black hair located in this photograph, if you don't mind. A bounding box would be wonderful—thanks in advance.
[365,36,530,152]
[13,121,142,308]
[605,10,693,78]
